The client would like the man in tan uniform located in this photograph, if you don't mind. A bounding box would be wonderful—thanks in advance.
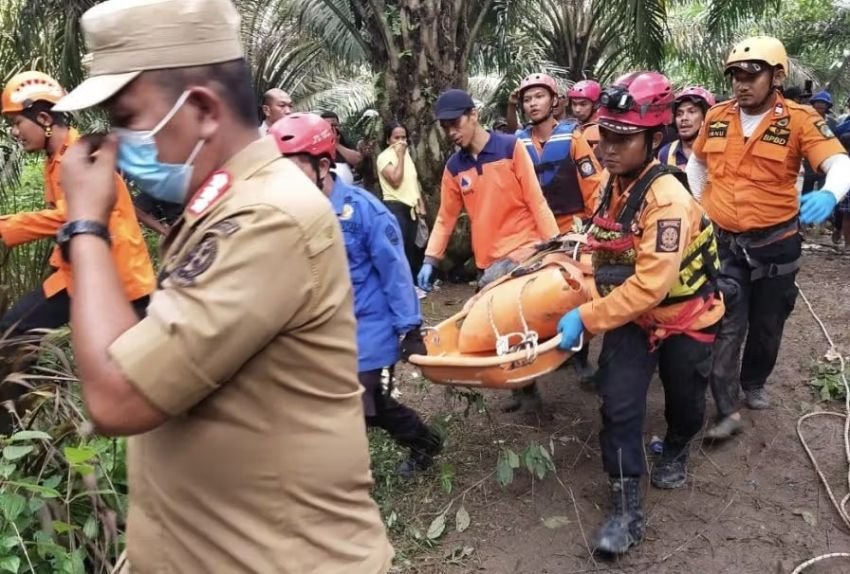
[52,0,393,572]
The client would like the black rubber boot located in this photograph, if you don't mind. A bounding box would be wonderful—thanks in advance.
[501,383,542,413]
[398,428,442,479]
[651,450,689,489]
[593,477,645,555]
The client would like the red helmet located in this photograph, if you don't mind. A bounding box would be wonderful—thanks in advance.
[568,80,601,103]
[674,86,716,111]
[597,71,674,133]
[269,113,336,158]
[518,73,559,98]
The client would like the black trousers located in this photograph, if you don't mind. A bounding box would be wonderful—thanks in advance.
[0,288,150,434]
[384,201,423,278]
[596,322,714,477]
[1,287,149,336]
[709,233,800,417]
[360,367,437,455]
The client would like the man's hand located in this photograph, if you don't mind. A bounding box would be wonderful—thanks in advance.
[508,88,520,108]
[800,190,838,225]
[61,134,119,224]
[401,328,427,361]
[557,309,585,351]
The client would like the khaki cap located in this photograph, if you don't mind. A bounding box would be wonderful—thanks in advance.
[54,0,243,112]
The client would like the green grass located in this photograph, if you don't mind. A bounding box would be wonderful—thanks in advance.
[0,158,53,316]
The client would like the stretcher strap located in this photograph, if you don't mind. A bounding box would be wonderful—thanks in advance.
[487,278,540,362]
[636,293,717,351]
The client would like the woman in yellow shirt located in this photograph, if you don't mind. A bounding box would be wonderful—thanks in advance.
[377,121,426,277]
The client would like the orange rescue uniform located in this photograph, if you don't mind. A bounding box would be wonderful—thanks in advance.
[0,129,155,300]
[579,122,600,149]
[578,163,725,336]
[693,94,846,232]
[425,131,558,269]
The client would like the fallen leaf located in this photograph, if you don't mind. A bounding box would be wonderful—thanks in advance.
[455,505,471,533]
[792,509,817,527]
[427,512,447,540]
[542,515,571,529]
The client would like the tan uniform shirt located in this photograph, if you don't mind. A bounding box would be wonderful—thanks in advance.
[108,138,393,574]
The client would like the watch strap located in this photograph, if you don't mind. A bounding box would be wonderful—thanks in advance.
[58,220,111,263]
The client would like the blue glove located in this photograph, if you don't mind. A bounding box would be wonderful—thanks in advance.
[800,190,838,225]
[557,308,584,351]
[417,263,434,291]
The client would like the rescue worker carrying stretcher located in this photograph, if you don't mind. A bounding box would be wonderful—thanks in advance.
[556,71,725,556]
[686,36,850,440]
[514,73,602,389]
[419,88,559,413]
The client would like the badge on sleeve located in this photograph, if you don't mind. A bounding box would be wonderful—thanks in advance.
[171,235,218,286]
[577,156,597,177]
[386,224,400,245]
[655,219,682,253]
[815,120,835,139]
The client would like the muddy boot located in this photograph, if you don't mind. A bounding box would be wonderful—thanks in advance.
[651,450,689,489]
[704,414,743,441]
[500,383,542,413]
[593,477,645,555]
[398,428,442,479]
[744,388,770,410]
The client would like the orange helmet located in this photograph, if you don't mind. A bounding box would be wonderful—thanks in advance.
[2,71,66,115]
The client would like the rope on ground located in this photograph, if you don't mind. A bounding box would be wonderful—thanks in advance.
[792,281,850,574]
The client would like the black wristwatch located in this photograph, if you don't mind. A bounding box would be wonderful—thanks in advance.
[57,220,111,263]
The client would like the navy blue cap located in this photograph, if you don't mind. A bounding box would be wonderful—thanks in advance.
[434,89,475,120]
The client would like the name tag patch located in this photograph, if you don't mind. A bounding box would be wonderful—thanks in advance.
[707,121,729,138]
[761,124,791,146]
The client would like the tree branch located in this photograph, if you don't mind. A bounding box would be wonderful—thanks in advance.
[462,0,496,64]
[365,0,401,67]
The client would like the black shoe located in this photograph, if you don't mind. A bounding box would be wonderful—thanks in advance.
[572,354,597,391]
[398,429,442,479]
[651,452,689,489]
[500,384,542,413]
[593,477,645,555]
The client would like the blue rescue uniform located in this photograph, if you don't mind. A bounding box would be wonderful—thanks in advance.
[330,178,421,372]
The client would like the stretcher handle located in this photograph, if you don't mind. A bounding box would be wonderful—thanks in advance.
[409,334,570,368]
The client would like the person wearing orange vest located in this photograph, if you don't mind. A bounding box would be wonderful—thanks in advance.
[568,80,602,149]
[657,87,715,170]
[0,72,155,336]
[557,71,724,555]
[687,37,850,440]
[514,72,601,389]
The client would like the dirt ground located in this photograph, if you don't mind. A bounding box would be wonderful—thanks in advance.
[392,234,850,574]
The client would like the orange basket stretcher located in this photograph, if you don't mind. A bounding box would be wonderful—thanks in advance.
[409,234,594,389]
